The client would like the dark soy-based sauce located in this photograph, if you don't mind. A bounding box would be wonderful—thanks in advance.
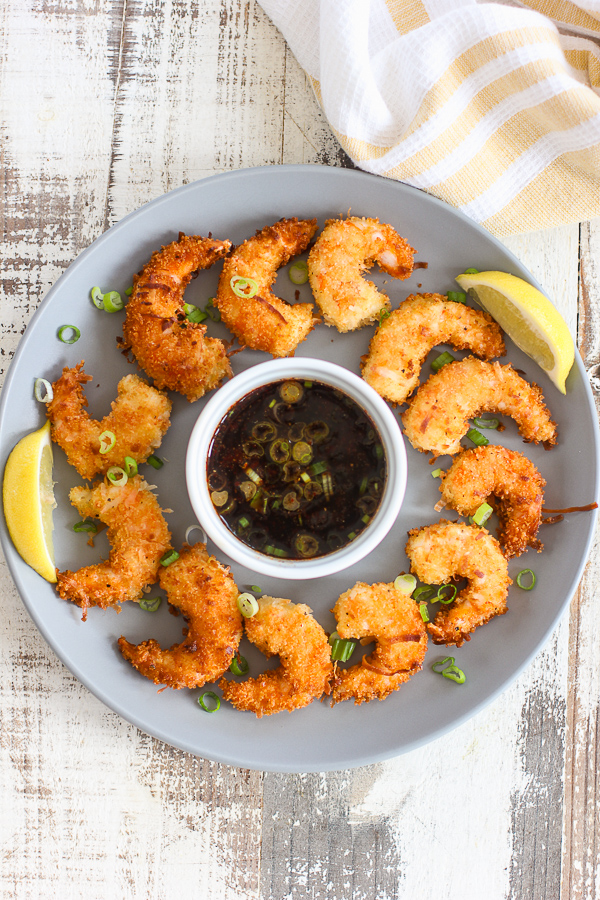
[207,379,387,559]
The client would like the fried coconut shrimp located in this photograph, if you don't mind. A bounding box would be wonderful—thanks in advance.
[362,293,505,404]
[122,234,232,401]
[216,218,318,357]
[307,216,415,332]
[401,357,557,457]
[118,543,242,689]
[56,475,171,620]
[331,581,427,705]
[405,520,511,647]
[47,363,172,480]
[219,596,333,716]
[439,446,545,558]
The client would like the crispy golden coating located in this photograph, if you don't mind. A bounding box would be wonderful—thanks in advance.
[122,234,232,401]
[46,363,172,480]
[219,596,333,717]
[401,357,557,457]
[216,218,318,357]
[331,581,427,705]
[439,446,545,558]
[118,543,243,689]
[56,475,172,620]
[362,293,505,404]
[307,216,415,332]
[405,519,511,647]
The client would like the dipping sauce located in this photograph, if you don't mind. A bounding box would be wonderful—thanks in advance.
[207,379,387,559]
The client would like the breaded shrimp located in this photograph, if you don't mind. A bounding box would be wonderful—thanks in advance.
[122,234,232,401]
[219,596,333,716]
[405,520,512,647]
[401,357,557,457]
[307,216,415,332]
[439,446,545,558]
[118,543,242,689]
[362,293,505,404]
[331,581,427,705]
[216,218,318,357]
[46,363,172,480]
[56,475,172,620]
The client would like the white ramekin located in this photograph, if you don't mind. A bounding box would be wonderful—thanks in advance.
[186,358,407,580]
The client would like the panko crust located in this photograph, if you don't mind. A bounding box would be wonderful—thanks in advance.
[362,293,505,404]
[118,543,242,690]
[122,233,232,401]
[219,596,333,716]
[405,519,511,647]
[216,217,318,357]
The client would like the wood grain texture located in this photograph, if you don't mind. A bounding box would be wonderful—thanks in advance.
[0,0,597,897]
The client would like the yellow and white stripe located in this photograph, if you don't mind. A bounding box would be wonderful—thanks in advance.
[260,0,600,235]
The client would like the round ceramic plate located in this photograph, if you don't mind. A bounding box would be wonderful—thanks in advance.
[1,165,598,772]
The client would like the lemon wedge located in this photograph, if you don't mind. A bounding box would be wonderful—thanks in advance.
[2,420,57,582]
[455,270,575,393]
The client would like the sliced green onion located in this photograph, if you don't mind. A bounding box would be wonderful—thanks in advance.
[211,490,228,507]
[250,585,262,594]
[466,427,489,447]
[125,286,133,296]
[204,298,220,322]
[57,325,81,344]
[159,549,179,567]
[279,381,303,403]
[471,502,493,527]
[374,444,384,460]
[270,439,290,463]
[73,519,98,534]
[34,378,53,403]
[347,532,357,541]
[99,430,116,454]
[252,421,277,442]
[304,381,313,388]
[90,286,104,309]
[431,351,455,372]
[378,307,391,325]
[270,547,289,558]
[244,467,262,484]
[516,569,536,590]
[394,574,417,594]
[147,454,163,469]
[124,456,138,477]
[431,468,442,479]
[432,656,466,683]
[308,461,328,477]
[102,291,124,313]
[184,302,208,324]
[107,466,127,486]
[185,524,207,545]
[322,472,333,499]
[139,596,161,612]
[472,417,500,429]
[413,585,437,602]
[447,291,467,303]
[288,260,308,285]
[418,602,430,623]
[463,267,479,274]
[229,654,249,676]
[331,638,356,662]
[230,276,258,298]
[198,691,221,712]
[237,593,259,617]
[292,441,312,464]
[238,516,250,530]
[437,584,457,604]
[295,533,319,558]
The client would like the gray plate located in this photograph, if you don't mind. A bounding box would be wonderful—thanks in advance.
[1,165,598,773]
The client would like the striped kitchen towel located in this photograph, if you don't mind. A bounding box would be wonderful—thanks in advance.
[258,0,600,236]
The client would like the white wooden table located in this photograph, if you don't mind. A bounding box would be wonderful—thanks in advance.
[1,3,599,898]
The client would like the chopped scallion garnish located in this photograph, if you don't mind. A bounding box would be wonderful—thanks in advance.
[431,468,442,479]
[159,549,179,567]
[471,502,493,527]
[102,291,123,313]
[90,286,104,309]
[250,585,262,594]
[466,427,489,447]
[184,303,208,324]
[230,276,258,299]
[34,378,53,403]
[125,286,133,296]
[418,602,429,623]
[288,260,309,285]
[204,298,220,321]
[73,520,98,534]
[139,596,161,612]
[99,430,116,454]
[413,585,437,602]
[516,569,536,590]
[147,455,163,469]
[198,691,221,712]
[107,466,127,486]
[432,656,466,683]
[185,524,207,545]
[394,574,417,594]
[237,592,259,617]
[447,291,467,303]
[437,584,457,604]
[229,654,249,676]
[432,351,455,372]
[472,417,500,429]
[331,638,356,662]
[378,307,391,325]
[124,456,138,476]
[57,325,81,344]
[463,267,479,274]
